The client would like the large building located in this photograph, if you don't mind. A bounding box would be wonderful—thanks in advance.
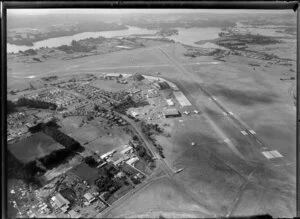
[163,108,181,118]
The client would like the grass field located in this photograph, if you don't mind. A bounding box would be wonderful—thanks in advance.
[108,176,210,218]
[66,120,131,155]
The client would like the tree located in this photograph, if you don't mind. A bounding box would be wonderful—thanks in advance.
[84,156,98,168]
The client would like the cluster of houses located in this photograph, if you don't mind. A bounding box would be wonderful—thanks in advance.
[74,84,122,104]
[63,105,128,126]
[95,111,128,126]
[50,190,105,218]
[26,88,80,108]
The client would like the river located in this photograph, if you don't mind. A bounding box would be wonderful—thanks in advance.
[7,26,223,53]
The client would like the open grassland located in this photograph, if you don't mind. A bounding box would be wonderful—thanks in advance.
[107,176,210,218]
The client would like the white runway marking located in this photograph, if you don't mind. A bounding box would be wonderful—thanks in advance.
[249,130,256,135]
[240,130,248,135]
[262,151,274,159]
[269,150,283,158]
[262,150,283,159]
[228,111,234,116]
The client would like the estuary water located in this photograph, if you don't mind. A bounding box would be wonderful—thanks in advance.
[7,26,222,53]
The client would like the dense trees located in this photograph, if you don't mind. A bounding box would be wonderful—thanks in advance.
[140,122,164,158]
[57,40,96,53]
[7,100,16,114]
[17,97,57,110]
[42,126,81,150]
[84,156,98,168]
[38,149,72,169]
[113,96,136,114]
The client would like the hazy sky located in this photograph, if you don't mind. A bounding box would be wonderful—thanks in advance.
[8,9,290,16]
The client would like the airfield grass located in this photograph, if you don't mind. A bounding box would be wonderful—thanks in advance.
[108,176,210,218]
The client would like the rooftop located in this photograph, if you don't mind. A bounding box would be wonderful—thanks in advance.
[163,108,180,116]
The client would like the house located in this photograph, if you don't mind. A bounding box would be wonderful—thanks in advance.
[84,193,96,204]
[116,171,126,178]
[131,111,139,118]
[163,108,181,118]
[51,193,70,212]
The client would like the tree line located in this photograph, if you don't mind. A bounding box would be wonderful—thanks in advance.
[16,97,57,110]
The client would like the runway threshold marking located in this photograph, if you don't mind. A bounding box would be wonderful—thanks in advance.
[262,151,274,159]
[269,150,283,158]
[262,150,283,159]
[249,130,256,135]
[240,130,248,135]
